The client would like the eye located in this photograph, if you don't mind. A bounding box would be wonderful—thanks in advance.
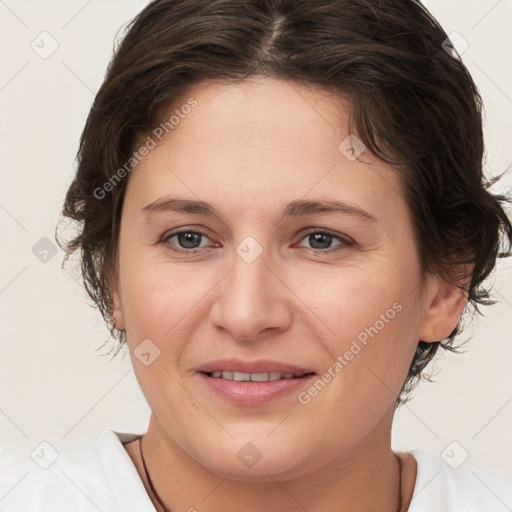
[296,230,354,252]
[159,228,354,254]
[160,229,215,252]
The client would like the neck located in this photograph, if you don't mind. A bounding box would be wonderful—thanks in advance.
[131,412,415,512]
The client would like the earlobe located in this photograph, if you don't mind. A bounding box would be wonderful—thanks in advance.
[110,277,126,331]
[112,292,126,331]
[418,276,468,343]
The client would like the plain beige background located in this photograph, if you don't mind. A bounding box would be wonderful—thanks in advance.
[0,0,511,476]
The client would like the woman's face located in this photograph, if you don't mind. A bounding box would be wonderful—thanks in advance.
[113,76,462,480]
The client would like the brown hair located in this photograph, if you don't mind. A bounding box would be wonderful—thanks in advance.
[56,0,512,406]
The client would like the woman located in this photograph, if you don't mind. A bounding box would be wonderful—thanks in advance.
[1,0,511,510]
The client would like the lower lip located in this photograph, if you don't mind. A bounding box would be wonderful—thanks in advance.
[198,372,316,406]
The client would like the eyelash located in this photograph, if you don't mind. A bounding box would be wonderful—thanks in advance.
[159,228,355,254]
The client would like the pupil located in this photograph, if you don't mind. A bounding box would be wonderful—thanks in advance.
[310,233,332,249]
[178,232,201,248]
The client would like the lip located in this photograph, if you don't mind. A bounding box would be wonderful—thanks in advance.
[196,358,314,375]
[196,358,316,406]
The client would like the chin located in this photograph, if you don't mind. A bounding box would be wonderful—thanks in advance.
[187,433,319,482]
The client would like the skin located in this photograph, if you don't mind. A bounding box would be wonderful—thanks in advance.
[112,76,467,511]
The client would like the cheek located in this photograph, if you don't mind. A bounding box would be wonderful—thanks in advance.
[306,264,421,391]
[304,265,406,337]
[118,257,211,418]
[119,254,211,341]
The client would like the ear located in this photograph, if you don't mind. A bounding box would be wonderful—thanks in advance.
[110,272,126,332]
[418,273,469,343]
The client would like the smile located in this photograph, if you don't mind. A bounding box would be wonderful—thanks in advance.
[206,371,310,381]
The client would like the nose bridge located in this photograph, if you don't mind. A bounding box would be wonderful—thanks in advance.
[232,238,270,299]
[210,235,291,340]
[228,237,274,317]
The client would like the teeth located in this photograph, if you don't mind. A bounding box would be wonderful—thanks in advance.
[233,371,251,381]
[209,371,305,381]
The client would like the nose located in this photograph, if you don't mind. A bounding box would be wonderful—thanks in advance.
[209,239,293,342]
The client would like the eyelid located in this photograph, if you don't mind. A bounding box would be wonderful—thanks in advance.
[295,227,355,250]
[160,227,216,247]
[299,227,354,243]
[160,226,355,253]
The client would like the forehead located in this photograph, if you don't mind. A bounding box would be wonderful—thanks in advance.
[165,76,351,162]
[125,77,407,225]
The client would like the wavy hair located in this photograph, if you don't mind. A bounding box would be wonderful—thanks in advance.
[56,0,512,406]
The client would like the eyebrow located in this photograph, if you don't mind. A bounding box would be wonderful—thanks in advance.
[141,197,377,222]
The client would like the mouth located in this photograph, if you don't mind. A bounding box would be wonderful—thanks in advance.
[203,371,314,381]
[196,359,317,405]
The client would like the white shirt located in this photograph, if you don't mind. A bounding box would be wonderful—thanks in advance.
[0,429,511,511]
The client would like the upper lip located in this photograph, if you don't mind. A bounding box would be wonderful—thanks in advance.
[196,358,315,375]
